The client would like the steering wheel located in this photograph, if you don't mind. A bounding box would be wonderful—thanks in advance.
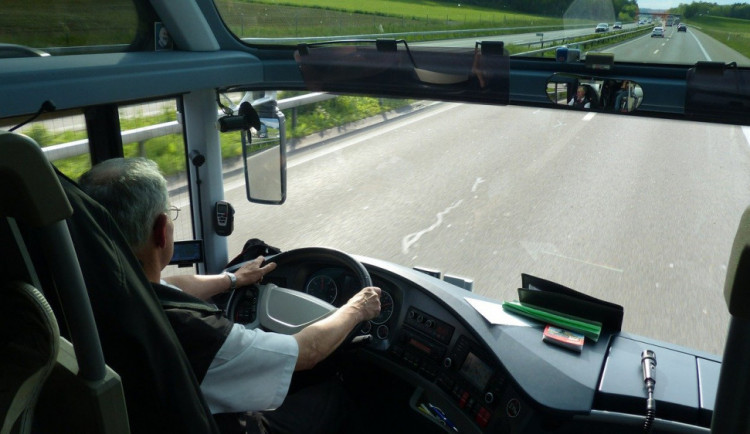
[263,246,372,288]
[224,247,373,341]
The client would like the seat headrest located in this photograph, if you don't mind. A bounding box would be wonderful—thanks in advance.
[0,131,71,227]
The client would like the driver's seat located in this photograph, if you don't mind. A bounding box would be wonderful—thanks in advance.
[0,131,220,433]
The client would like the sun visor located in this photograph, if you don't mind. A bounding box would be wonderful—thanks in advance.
[294,40,509,105]
[685,61,750,125]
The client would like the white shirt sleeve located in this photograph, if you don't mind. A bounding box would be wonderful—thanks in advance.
[200,323,299,413]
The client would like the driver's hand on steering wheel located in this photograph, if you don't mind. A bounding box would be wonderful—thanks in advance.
[345,287,382,322]
[235,256,277,286]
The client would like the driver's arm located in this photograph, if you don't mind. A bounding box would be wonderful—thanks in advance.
[293,286,381,371]
[164,256,276,300]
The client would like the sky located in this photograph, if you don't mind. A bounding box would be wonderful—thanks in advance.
[638,0,749,10]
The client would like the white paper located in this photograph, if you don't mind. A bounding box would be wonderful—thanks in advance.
[464,297,535,327]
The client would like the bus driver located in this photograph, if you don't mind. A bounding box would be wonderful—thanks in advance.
[79,157,382,434]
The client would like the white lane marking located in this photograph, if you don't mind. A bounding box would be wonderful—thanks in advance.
[689,31,712,61]
[653,50,659,55]
[610,32,650,49]
[224,178,247,193]
[582,112,596,121]
[402,200,463,253]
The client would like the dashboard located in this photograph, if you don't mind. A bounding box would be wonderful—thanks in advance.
[223,253,716,434]
[225,256,526,433]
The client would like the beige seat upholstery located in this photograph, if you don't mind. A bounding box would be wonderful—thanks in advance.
[0,282,59,434]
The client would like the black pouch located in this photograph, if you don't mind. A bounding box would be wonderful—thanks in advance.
[519,273,624,332]
[225,238,282,269]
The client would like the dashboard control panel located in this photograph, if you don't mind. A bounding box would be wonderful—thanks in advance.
[405,307,454,344]
[390,306,510,431]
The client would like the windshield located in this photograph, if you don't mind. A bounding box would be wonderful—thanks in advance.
[3,0,747,361]
[1,0,144,56]
[216,0,750,66]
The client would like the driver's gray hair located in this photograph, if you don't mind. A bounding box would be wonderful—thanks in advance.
[79,157,169,251]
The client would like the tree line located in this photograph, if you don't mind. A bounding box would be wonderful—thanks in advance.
[671,2,750,20]
[451,0,640,21]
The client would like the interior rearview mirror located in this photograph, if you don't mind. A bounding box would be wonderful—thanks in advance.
[546,73,643,113]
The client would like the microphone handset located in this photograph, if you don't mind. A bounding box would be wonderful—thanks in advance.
[641,349,657,433]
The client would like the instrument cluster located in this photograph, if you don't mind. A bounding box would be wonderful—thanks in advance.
[304,268,397,337]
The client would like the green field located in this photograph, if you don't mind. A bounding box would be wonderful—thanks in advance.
[0,0,137,47]
[245,0,558,24]
[217,0,562,39]
[2,0,565,47]
[686,15,750,58]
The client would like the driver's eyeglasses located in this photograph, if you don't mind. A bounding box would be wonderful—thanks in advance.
[168,205,180,221]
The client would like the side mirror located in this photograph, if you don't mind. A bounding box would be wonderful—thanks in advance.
[243,99,287,204]
[546,73,644,113]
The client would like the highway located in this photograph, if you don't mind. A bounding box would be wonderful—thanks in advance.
[593,24,750,65]
[426,22,641,48]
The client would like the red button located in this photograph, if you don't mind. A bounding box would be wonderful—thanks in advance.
[459,391,470,408]
[475,413,489,428]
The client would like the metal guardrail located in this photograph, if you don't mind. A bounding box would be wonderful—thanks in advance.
[41,93,336,162]
[519,26,653,57]
[43,121,183,161]
[240,24,592,45]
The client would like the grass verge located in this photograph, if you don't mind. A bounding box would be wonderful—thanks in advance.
[686,15,750,59]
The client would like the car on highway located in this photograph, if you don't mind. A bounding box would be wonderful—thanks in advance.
[678,23,687,32]
[2,1,750,434]
[651,26,665,37]
[613,21,622,29]
[595,22,609,32]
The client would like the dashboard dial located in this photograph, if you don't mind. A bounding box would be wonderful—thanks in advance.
[305,274,338,304]
[371,290,394,325]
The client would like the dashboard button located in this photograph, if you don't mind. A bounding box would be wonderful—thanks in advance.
[485,392,494,404]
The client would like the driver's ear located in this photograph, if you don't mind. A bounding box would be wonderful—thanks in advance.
[152,213,168,249]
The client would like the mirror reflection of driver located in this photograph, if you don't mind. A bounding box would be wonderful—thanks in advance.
[568,86,591,109]
[156,24,173,50]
